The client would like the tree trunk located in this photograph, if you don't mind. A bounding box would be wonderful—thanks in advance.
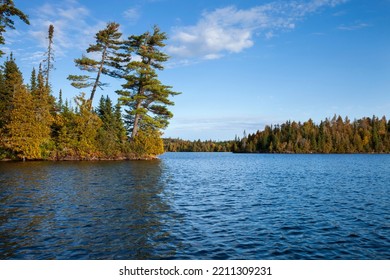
[89,46,107,104]
[131,101,142,139]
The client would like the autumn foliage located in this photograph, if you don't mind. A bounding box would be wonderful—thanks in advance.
[1,10,178,160]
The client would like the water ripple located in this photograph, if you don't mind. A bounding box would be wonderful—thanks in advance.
[0,154,390,259]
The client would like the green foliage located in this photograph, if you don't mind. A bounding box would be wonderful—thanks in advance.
[0,54,23,129]
[0,25,180,161]
[96,95,127,157]
[55,93,102,160]
[0,0,30,57]
[129,129,164,158]
[29,67,37,91]
[68,22,122,103]
[117,25,180,139]
[234,115,390,154]
[0,57,54,160]
[2,76,52,160]
[164,138,233,152]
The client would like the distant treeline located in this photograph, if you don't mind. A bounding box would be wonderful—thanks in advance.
[233,115,390,154]
[164,138,233,152]
[165,115,390,154]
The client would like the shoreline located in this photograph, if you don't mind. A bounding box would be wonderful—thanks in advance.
[2,152,390,162]
[0,155,159,162]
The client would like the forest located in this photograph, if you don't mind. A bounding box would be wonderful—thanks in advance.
[163,138,233,152]
[0,1,179,160]
[233,115,390,154]
[163,115,390,154]
[165,115,390,154]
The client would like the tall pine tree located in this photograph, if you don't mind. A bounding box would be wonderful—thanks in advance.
[0,53,22,129]
[117,25,180,139]
[68,22,122,105]
[43,24,54,88]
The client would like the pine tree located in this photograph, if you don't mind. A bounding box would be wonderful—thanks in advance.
[33,64,54,157]
[129,129,164,158]
[114,102,127,142]
[0,0,29,57]
[96,95,126,157]
[43,24,54,88]
[0,54,23,156]
[73,93,102,158]
[36,63,56,114]
[3,83,36,160]
[117,25,180,139]
[68,22,122,105]
[57,89,63,112]
[0,54,22,128]
[55,102,78,159]
[56,93,102,159]
[1,57,54,160]
[2,78,52,160]
[29,67,37,92]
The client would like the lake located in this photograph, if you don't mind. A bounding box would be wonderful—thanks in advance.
[0,153,389,259]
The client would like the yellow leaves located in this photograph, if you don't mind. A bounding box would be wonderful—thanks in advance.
[3,81,54,160]
[129,129,164,158]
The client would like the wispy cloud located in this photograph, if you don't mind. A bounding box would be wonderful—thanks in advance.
[165,116,269,140]
[25,0,105,61]
[167,0,348,62]
[20,51,45,65]
[123,7,141,24]
[338,22,371,31]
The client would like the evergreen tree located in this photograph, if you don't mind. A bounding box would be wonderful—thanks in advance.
[233,116,390,154]
[33,64,54,157]
[57,89,63,112]
[0,0,29,56]
[68,22,122,105]
[3,82,35,160]
[3,79,52,160]
[0,54,22,128]
[96,95,127,157]
[56,93,102,159]
[117,25,180,139]
[36,63,56,114]
[1,57,54,160]
[55,101,78,159]
[43,24,54,88]
[73,93,102,158]
[29,67,37,92]
[129,129,164,158]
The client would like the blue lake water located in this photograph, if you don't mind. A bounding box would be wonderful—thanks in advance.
[0,153,389,259]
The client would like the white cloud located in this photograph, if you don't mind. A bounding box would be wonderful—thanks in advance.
[26,0,105,60]
[164,116,267,140]
[20,51,45,64]
[338,22,371,31]
[123,8,140,24]
[168,0,349,61]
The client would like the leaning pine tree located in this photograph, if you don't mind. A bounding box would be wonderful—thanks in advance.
[117,26,180,156]
[68,22,122,106]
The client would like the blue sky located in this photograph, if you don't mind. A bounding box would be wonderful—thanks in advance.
[2,0,390,140]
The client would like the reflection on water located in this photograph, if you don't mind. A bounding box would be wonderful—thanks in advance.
[0,160,178,259]
[1,153,390,259]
